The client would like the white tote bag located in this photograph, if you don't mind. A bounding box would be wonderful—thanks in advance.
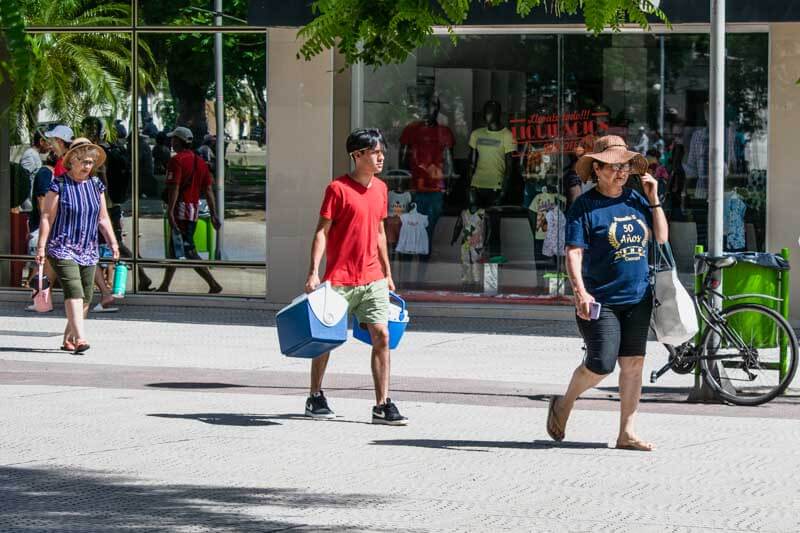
[650,243,699,345]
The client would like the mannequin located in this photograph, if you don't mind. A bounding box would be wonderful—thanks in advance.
[467,100,514,258]
[451,196,487,289]
[528,184,565,264]
[723,185,747,251]
[685,103,710,200]
[399,96,455,276]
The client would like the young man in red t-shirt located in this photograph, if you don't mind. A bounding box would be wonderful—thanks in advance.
[304,129,407,425]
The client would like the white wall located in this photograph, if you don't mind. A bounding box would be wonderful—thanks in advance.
[768,23,800,322]
[265,29,334,303]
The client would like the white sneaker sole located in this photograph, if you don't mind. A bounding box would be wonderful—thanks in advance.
[372,417,408,426]
[305,409,336,420]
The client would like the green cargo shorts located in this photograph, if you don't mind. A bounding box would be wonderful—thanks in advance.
[48,257,96,305]
[333,278,389,326]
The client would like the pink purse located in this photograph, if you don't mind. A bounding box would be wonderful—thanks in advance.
[32,265,53,313]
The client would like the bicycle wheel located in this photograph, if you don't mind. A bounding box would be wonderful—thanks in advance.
[700,303,798,406]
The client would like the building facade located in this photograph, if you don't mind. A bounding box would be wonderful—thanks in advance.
[2,1,800,321]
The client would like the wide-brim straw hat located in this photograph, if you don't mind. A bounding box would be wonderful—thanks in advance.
[576,135,648,182]
[62,137,107,170]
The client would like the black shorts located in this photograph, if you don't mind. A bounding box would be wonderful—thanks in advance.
[576,292,653,375]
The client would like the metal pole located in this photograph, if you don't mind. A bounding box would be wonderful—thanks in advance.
[214,0,225,259]
[708,0,725,261]
[131,9,139,292]
[659,35,665,137]
[688,0,726,403]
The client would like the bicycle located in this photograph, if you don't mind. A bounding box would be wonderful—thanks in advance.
[650,253,798,406]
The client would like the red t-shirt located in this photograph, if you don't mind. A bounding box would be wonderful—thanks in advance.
[53,158,66,177]
[166,149,212,221]
[320,175,387,286]
[399,122,455,192]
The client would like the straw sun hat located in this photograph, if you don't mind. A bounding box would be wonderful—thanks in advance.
[575,135,648,183]
[62,137,106,170]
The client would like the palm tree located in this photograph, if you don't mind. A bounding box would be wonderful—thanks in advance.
[11,0,160,140]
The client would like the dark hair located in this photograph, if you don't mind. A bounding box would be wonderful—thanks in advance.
[81,116,104,138]
[156,131,168,145]
[32,130,44,146]
[44,151,58,166]
[346,128,385,156]
[484,100,501,115]
[590,161,605,183]
[173,137,191,150]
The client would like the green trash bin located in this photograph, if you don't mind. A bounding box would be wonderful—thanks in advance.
[720,250,791,378]
[722,260,780,348]
[694,247,792,380]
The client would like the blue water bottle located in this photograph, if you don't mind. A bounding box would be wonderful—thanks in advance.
[112,261,128,298]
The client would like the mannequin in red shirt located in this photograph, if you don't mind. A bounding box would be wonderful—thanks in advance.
[399,96,454,274]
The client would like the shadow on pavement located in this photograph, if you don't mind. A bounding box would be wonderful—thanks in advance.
[0,347,63,355]
[147,382,250,389]
[370,439,608,452]
[148,413,374,427]
[0,330,62,338]
[0,466,392,532]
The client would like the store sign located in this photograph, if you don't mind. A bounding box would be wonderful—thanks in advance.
[510,110,610,153]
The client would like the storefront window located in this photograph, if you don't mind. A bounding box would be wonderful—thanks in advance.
[360,31,769,303]
[1,23,267,297]
[2,30,132,290]
[137,33,266,295]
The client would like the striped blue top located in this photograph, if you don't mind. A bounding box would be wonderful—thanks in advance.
[46,175,106,266]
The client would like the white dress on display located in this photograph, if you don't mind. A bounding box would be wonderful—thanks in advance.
[396,210,429,255]
[542,208,566,257]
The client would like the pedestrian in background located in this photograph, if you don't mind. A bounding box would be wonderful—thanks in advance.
[156,127,222,294]
[303,128,407,425]
[36,138,119,354]
[547,135,668,451]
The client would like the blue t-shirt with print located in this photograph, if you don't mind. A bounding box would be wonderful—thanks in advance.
[565,188,653,306]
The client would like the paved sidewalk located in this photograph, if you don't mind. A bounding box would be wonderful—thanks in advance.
[2,303,800,532]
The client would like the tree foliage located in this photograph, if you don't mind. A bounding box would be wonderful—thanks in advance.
[298,0,668,67]
[2,0,159,139]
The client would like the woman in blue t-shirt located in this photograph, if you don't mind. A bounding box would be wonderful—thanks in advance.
[547,135,668,451]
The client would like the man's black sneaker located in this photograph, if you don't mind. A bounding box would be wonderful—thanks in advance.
[305,391,335,419]
[372,399,408,426]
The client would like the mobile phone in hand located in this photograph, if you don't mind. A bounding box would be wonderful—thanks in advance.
[589,302,602,320]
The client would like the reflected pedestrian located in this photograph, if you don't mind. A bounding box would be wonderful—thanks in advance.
[156,127,222,294]
[547,136,668,451]
[36,138,120,353]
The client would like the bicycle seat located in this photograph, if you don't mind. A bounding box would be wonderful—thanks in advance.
[696,254,737,269]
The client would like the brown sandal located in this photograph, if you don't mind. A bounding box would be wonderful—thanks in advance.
[616,438,655,452]
[72,340,91,354]
[546,396,565,442]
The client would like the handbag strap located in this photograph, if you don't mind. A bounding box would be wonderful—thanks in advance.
[653,241,676,272]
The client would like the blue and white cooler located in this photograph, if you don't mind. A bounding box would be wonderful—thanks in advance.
[276,282,349,358]
[352,292,410,350]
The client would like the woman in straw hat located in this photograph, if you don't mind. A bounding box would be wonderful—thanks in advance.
[547,135,668,451]
[36,138,120,354]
